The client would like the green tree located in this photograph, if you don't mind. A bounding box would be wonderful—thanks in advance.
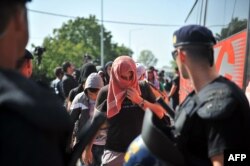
[169,60,177,69]
[137,50,158,68]
[32,15,131,80]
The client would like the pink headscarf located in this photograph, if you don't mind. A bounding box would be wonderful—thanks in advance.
[107,56,141,118]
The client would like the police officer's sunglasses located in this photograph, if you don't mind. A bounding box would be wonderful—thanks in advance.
[172,48,185,60]
[171,49,178,60]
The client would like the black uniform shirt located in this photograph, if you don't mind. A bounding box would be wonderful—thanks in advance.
[95,82,155,152]
[0,69,73,166]
[174,76,250,166]
[62,74,78,98]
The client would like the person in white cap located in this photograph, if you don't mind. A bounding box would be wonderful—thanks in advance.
[136,62,169,104]
[136,63,146,81]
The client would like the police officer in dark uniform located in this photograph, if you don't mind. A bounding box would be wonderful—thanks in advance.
[0,0,73,165]
[171,25,250,165]
[124,25,250,166]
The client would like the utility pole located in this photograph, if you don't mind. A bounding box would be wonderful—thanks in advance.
[100,0,104,67]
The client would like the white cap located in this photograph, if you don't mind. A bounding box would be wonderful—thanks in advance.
[136,63,146,80]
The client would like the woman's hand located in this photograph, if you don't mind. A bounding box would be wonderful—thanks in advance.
[126,87,142,105]
[82,148,93,165]
[127,87,165,119]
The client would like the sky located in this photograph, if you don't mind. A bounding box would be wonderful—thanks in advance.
[26,0,195,69]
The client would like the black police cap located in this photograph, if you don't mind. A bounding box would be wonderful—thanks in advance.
[173,25,216,47]
[24,49,34,59]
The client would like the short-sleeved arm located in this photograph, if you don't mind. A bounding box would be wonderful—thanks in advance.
[199,96,246,158]
[197,83,243,157]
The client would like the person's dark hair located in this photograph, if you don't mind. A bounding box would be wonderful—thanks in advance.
[181,45,214,67]
[159,70,165,77]
[83,54,92,64]
[87,88,99,93]
[103,61,112,85]
[54,67,63,77]
[73,69,80,81]
[79,63,97,84]
[62,61,71,73]
[148,66,155,71]
[104,61,113,70]
[84,88,99,96]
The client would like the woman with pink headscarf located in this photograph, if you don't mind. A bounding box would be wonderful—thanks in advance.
[83,56,166,166]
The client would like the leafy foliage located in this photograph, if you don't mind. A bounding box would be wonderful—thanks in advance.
[169,60,177,69]
[137,50,158,68]
[32,15,131,80]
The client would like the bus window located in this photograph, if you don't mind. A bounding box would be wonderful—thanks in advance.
[185,0,203,25]
[180,0,250,102]
[206,0,249,41]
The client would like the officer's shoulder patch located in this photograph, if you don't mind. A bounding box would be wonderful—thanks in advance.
[196,82,236,120]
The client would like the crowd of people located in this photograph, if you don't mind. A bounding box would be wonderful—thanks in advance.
[1,0,250,166]
[49,58,179,115]
[48,56,173,165]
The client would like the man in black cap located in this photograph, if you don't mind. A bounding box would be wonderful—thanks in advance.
[171,25,250,165]
[0,0,73,165]
[16,49,34,78]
